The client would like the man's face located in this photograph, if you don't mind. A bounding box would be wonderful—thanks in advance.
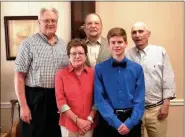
[39,10,58,38]
[84,14,102,39]
[131,23,150,49]
[109,36,127,57]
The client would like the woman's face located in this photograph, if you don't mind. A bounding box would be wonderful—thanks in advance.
[69,46,86,68]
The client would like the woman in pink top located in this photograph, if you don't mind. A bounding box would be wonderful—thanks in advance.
[55,39,96,137]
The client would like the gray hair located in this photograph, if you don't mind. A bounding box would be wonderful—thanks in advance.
[84,13,102,24]
[38,7,59,20]
[132,21,150,32]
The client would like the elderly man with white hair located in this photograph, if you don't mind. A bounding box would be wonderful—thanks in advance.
[126,21,176,137]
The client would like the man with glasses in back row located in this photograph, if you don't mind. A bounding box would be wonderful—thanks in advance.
[14,7,69,137]
[83,13,111,68]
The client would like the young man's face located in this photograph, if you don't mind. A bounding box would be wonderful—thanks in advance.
[109,36,127,57]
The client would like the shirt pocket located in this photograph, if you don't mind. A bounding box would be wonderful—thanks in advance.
[31,55,39,71]
[145,61,162,75]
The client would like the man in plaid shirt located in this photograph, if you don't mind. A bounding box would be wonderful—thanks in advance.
[14,7,68,137]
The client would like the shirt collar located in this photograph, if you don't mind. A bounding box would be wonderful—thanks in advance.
[67,64,88,74]
[135,44,151,55]
[110,56,128,64]
[38,32,59,44]
[85,37,101,45]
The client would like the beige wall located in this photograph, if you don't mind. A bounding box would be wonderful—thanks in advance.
[96,2,184,137]
[96,2,184,99]
[0,2,71,132]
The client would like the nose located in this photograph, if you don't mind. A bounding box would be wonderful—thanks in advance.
[135,32,140,37]
[75,53,80,58]
[114,42,119,47]
[91,22,96,27]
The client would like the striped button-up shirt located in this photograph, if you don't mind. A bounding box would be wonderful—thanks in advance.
[14,32,69,88]
[126,45,176,105]
[86,38,101,67]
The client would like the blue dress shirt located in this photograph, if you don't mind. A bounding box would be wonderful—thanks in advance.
[94,57,145,130]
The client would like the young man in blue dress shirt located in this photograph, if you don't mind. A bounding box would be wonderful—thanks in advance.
[94,27,145,137]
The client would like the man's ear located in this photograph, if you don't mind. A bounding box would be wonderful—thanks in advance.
[148,30,151,37]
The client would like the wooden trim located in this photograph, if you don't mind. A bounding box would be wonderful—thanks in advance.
[71,1,95,39]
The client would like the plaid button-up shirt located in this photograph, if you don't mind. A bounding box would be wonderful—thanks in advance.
[14,32,69,88]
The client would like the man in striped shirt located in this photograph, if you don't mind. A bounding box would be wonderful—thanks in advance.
[14,7,69,137]
[126,21,175,137]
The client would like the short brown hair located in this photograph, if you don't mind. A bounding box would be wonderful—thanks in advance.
[107,27,127,42]
[66,38,87,56]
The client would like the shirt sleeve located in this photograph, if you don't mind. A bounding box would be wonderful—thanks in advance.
[94,65,122,130]
[124,66,145,130]
[92,104,97,110]
[162,48,176,99]
[61,104,71,112]
[55,70,70,113]
[59,39,69,69]
[14,40,32,73]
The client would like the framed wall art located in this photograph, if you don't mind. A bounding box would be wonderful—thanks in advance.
[4,16,38,60]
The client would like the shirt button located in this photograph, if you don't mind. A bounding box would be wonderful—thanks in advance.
[119,90,122,93]
[118,71,121,73]
[120,101,122,103]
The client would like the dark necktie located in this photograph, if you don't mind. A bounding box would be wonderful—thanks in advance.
[112,62,127,68]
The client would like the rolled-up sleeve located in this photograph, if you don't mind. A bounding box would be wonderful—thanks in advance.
[162,49,176,99]
[55,70,70,113]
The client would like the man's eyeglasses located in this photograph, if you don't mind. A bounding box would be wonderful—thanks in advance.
[70,52,85,57]
[40,19,58,24]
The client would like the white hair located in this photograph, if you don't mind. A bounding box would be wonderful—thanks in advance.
[132,21,150,31]
[38,7,59,20]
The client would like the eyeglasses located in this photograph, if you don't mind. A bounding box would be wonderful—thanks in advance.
[70,52,85,57]
[40,19,58,24]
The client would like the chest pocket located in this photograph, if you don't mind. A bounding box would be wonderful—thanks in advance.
[31,47,56,71]
[143,58,163,83]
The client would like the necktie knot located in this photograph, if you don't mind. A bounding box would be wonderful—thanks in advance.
[112,62,127,68]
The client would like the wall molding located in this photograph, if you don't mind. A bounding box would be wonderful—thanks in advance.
[0,102,19,109]
[1,99,184,109]
[170,99,184,106]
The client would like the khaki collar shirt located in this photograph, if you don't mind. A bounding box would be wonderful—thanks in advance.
[86,38,101,68]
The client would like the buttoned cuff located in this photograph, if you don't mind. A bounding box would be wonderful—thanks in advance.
[163,90,176,100]
[112,116,122,129]
[124,119,134,130]
[61,104,70,113]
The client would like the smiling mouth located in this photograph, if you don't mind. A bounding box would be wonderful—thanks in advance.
[114,49,121,51]
[90,30,97,32]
